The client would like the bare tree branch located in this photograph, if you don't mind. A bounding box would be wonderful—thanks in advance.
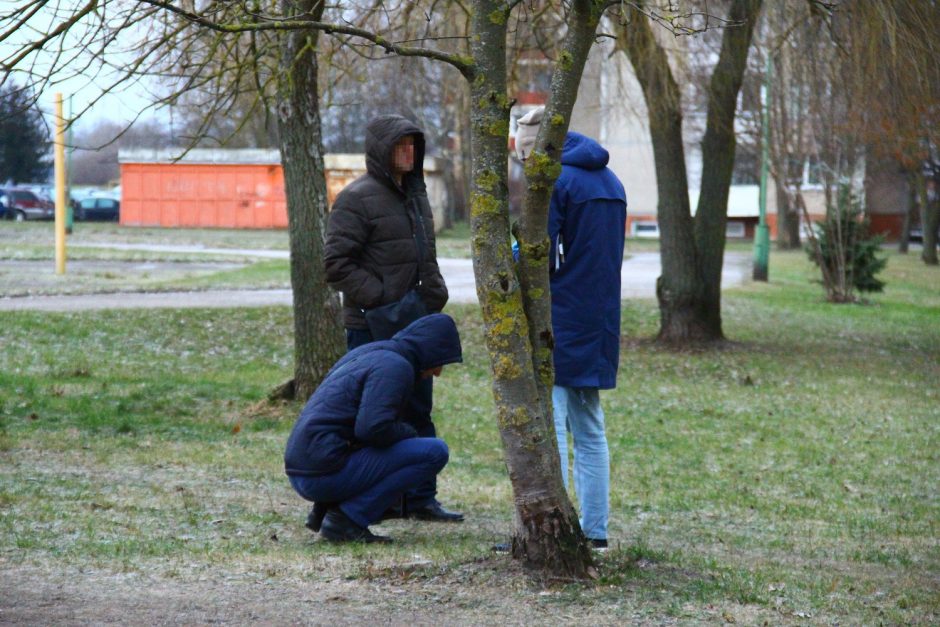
[135,0,475,77]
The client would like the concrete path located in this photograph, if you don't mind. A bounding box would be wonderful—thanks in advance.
[75,242,290,259]
[0,250,751,312]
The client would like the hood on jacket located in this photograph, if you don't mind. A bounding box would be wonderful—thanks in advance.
[390,313,463,372]
[561,132,609,171]
[365,114,426,190]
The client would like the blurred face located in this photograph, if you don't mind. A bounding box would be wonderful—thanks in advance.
[420,365,443,379]
[391,135,416,175]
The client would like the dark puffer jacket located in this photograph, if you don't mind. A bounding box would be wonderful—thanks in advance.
[284,314,463,478]
[324,115,449,329]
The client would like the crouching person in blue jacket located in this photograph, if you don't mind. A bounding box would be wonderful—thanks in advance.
[284,313,463,543]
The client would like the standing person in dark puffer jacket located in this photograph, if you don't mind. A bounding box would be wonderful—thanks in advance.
[324,114,463,523]
[285,314,463,543]
[515,107,627,551]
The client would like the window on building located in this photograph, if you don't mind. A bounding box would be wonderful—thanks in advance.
[725,221,746,238]
[633,221,660,238]
[806,156,824,186]
[731,145,760,185]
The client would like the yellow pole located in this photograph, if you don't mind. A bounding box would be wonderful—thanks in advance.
[54,93,66,274]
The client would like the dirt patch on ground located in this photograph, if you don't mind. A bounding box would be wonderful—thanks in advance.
[2,566,469,625]
[0,560,665,626]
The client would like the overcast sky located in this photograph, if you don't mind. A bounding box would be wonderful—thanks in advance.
[1,1,168,132]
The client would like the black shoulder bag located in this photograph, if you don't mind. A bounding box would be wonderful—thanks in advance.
[364,197,429,340]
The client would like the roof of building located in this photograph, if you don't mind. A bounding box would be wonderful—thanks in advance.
[118,149,441,171]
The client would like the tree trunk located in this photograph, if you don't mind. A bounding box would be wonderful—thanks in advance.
[618,5,707,343]
[516,0,604,438]
[693,0,763,341]
[276,0,345,400]
[448,75,473,225]
[621,0,761,343]
[898,171,914,253]
[775,181,801,249]
[919,172,939,265]
[467,0,593,579]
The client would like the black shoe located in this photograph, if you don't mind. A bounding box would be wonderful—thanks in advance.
[408,502,464,523]
[590,538,608,551]
[380,505,404,521]
[320,508,392,543]
[305,502,331,533]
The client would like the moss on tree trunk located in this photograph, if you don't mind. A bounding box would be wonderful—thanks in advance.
[466,0,599,579]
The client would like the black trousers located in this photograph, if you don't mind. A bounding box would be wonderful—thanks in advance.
[346,327,437,508]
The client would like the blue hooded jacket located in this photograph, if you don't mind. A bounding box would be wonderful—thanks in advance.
[549,132,627,389]
[284,314,463,477]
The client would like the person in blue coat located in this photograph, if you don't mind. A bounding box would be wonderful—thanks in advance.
[284,314,463,543]
[515,107,627,549]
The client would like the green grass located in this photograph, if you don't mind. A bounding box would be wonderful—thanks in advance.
[435,220,473,258]
[0,247,938,623]
[161,259,291,290]
[0,259,291,297]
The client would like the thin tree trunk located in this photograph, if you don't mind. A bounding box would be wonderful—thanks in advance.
[768,39,802,251]
[276,0,345,400]
[467,0,593,578]
[516,0,604,436]
[775,181,801,249]
[440,162,457,230]
[898,171,914,253]
[796,188,835,296]
[919,172,939,265]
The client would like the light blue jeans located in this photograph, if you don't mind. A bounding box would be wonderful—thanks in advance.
[553,385,609,541]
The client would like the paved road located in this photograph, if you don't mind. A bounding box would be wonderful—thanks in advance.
[0,249,750,312]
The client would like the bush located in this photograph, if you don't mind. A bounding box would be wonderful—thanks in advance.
[806,185,887,302]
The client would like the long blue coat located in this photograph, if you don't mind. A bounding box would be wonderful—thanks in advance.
[284,314,462,478]
[549,132,627,390]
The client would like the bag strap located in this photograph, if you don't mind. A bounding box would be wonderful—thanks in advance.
[409,197,428,288]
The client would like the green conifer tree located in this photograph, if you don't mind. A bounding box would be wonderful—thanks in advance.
[0,83,51,184]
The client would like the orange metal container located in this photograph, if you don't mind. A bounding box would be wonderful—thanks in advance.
[119,151,362,229]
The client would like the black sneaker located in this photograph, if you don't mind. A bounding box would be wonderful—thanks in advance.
[590,538,608,551]
[320,508,392,544]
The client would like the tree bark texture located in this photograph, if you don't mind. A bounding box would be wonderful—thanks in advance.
[619,8,702,342]
[277,0,345,400]
[467,0,592,579]
[768,42,803,252]
[621,0,762,343]
[515,0,604,442]
[693,0,763,339]
[898,171,915,253]
[918,172,939,265]
[775,181,801,249]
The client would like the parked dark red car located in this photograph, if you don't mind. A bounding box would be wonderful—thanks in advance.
[0,188,54,221]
